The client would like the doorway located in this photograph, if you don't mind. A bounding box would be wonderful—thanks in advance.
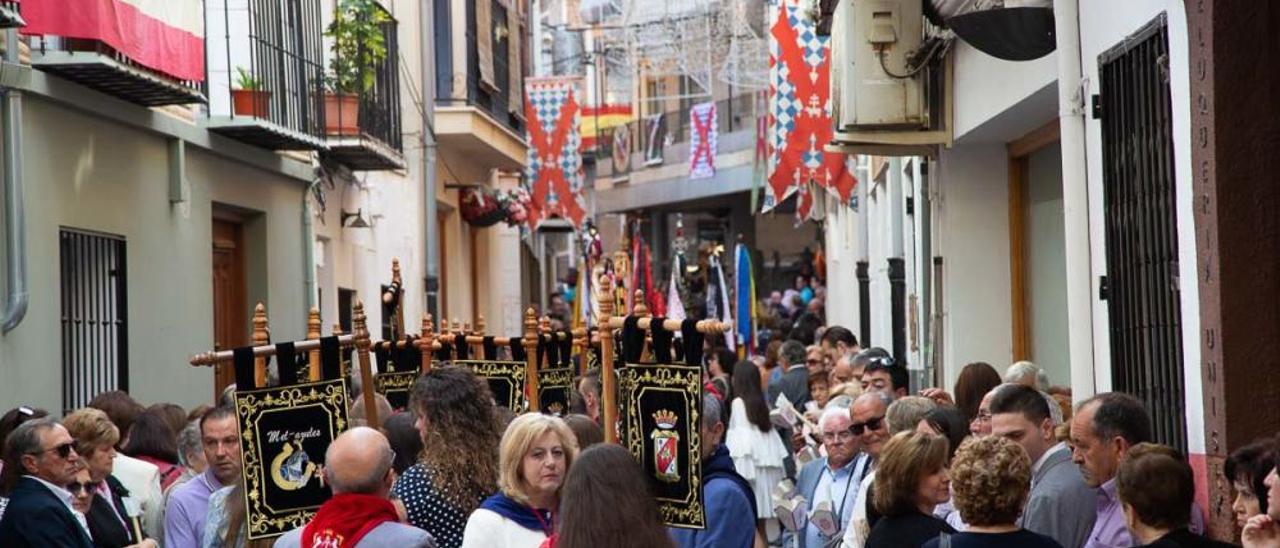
[212,218,247,398]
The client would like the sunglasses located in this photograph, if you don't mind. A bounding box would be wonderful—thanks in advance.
[849,416,884,436]
[31,442,76,459]
[66,480,102,494]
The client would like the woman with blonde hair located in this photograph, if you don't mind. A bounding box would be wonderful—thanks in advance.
[462,413,578,547]
[63,408,158,548]
[864,431,954,548]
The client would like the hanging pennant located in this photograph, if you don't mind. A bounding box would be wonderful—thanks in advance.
[524,76,587,228]
[766,0,857,212]
[688,102,717,180]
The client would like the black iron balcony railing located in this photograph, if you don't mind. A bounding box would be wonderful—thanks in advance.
[435,0,525,137]
[208,0,327,150]
[29,36,207,106]
[323,2,403,170]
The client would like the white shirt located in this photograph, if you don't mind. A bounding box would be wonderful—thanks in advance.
[26,475,93,540]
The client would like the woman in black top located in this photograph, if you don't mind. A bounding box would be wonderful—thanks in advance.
[63,408,158,548]
[922,436,1061,548]
[865,431,956,548]
[392,367,503,548]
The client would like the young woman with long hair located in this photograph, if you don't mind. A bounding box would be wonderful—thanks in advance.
[393,366,503,548]
[726,360,788,548]
[554,444,673,548]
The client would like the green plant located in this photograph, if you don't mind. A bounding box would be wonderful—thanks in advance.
[325,0,390,94]
[234,67,263,91]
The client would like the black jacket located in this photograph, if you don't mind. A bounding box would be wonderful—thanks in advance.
[85,475,138,548]
[1138,528,1239,548]
[0,476,94,548]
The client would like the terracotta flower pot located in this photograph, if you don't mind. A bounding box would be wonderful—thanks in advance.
[324,92,360,135]
[231,89,271,118]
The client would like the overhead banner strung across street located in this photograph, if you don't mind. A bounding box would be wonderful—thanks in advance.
[524,76,587,228]
[766,0,857,218]
[688,101,717,179]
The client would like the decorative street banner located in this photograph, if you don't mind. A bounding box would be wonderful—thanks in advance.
[234,379,349,540]
[373,344,420,411]
[766,0,857,214]
[537,367,574,416]
[612,124,632,175]
[689,101,717,179]
[457,360,528,411]
[524,76,587,228]
[619,363,705,529]
[644,113,667,166]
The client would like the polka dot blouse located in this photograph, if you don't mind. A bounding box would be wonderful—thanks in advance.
[393,463,480,548]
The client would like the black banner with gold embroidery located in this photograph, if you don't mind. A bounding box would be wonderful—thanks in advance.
[234,379,350,540]
[373,341,420,411]
[537,367,574,416]
[618,362,704,529]
[456,360,528,411]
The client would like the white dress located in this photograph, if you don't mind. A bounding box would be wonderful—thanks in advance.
[725,397,790,514]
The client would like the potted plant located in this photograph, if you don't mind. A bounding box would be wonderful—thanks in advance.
[231,67,270,118]
[324,0,390,135]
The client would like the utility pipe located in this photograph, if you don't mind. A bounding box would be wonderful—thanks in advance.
[421,0,440,320]
[1054,0,1096,399]
[301,173,321,311]
[1,28,26,334]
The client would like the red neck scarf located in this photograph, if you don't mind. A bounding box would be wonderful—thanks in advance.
[302,493,400,548]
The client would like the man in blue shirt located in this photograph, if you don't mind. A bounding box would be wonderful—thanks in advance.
[670,394,756,548]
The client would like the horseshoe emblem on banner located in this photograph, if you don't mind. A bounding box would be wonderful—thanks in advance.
[270,440,318,491]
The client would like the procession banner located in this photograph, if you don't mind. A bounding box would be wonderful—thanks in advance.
[373,343,420,411]
[457,360,528,411]
[234,379,349,540]
[688,101,717,179]
[524,76,587,228]
[537,367,574,416]
[619,362,705,529]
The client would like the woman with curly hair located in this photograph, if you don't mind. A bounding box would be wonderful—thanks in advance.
[922,436,1061,548]
[393,367,504,548]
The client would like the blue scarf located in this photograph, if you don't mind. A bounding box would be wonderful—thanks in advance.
[477,491,555,535]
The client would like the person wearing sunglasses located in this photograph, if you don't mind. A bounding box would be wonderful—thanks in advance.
[0,417,93,547]
[67,466,99,516]
[859,352,908,400]
[64,407,159,548]
[790,406,873,548]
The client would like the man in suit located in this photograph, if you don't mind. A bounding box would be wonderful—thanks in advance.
[989,383,1096,548]
[0,417,94,547]
[275,427,434,548]
[788,406,872,548]
[767,340,811,409]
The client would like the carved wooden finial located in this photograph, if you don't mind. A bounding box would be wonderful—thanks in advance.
[392,258,402,284]
[252,303,269,345]
[332,323,344,336]
[353,301,370,349]
[539,315,552,334]
[524,308,538,338]
[463,321,472,335]
[632,289,649,317]
[476,315,487,336]
[418,314,436,373]
[597,274,614,318]
[307,308,321,339]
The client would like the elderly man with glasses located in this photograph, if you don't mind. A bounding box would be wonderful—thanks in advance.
[789,405,875,548]
[0,417,93,548]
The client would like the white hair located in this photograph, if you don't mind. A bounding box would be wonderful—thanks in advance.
[819,406,851,430]
[1004,361,1050,391]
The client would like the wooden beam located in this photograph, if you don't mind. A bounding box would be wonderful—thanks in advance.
[1008,119,1061,159]
[1008,156,1030,362]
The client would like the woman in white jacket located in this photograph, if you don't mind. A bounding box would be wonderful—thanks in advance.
[727,360,790,547]
[462,413,579,548]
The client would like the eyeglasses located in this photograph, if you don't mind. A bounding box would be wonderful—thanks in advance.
[849,416,884,436]
[807,358,824,366]
[971,412,992,425]
[30,442,76,459]
[821,430,856,443]
[66,480,102,494]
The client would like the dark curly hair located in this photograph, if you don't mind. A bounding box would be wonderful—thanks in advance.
[409,366,502,512]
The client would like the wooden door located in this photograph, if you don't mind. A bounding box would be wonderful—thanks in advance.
[212,219,247,398]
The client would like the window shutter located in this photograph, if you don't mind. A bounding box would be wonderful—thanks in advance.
[508,4,523,113]
[477,0,497,91]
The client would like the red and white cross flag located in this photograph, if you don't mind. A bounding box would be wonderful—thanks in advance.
[689,101,717,180]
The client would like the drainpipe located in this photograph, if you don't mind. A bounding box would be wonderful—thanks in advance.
[1,28,26,334]
[421,0,440,320]
[1055,0,1096,400]
[302,173,321,311]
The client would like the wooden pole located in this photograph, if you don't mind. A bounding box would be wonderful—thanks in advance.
[474,315,487,357]
[572,327,588,376]
[538,315,552,368]
[633,289,651,362]
[597,274,617,443]
[523,308,540,412]
[252,303,269,388]
[307,307,322,382]
[354,301,378,427]
[333,322,347,380]
[190,335,357,366]
[418,314,435,372]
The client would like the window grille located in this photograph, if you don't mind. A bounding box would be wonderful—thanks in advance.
[60,229,129,412]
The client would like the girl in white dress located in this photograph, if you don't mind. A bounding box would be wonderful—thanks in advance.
[726,360,790,548]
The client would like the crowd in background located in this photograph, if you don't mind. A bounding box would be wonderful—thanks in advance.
[4,317,1280,548]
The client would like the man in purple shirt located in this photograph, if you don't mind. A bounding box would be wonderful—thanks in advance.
[164,406,241,548]
[1071,393,1204,548]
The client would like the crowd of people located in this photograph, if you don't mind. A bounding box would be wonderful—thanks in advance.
[4,320,1280,548]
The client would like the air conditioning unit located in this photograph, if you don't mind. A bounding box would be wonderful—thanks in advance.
[829,0,951,157]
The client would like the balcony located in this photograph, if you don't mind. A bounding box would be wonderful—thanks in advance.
[432,0,527,170]
[204,0,328,151]
[22,0,206,106]
[320,2,404,171]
